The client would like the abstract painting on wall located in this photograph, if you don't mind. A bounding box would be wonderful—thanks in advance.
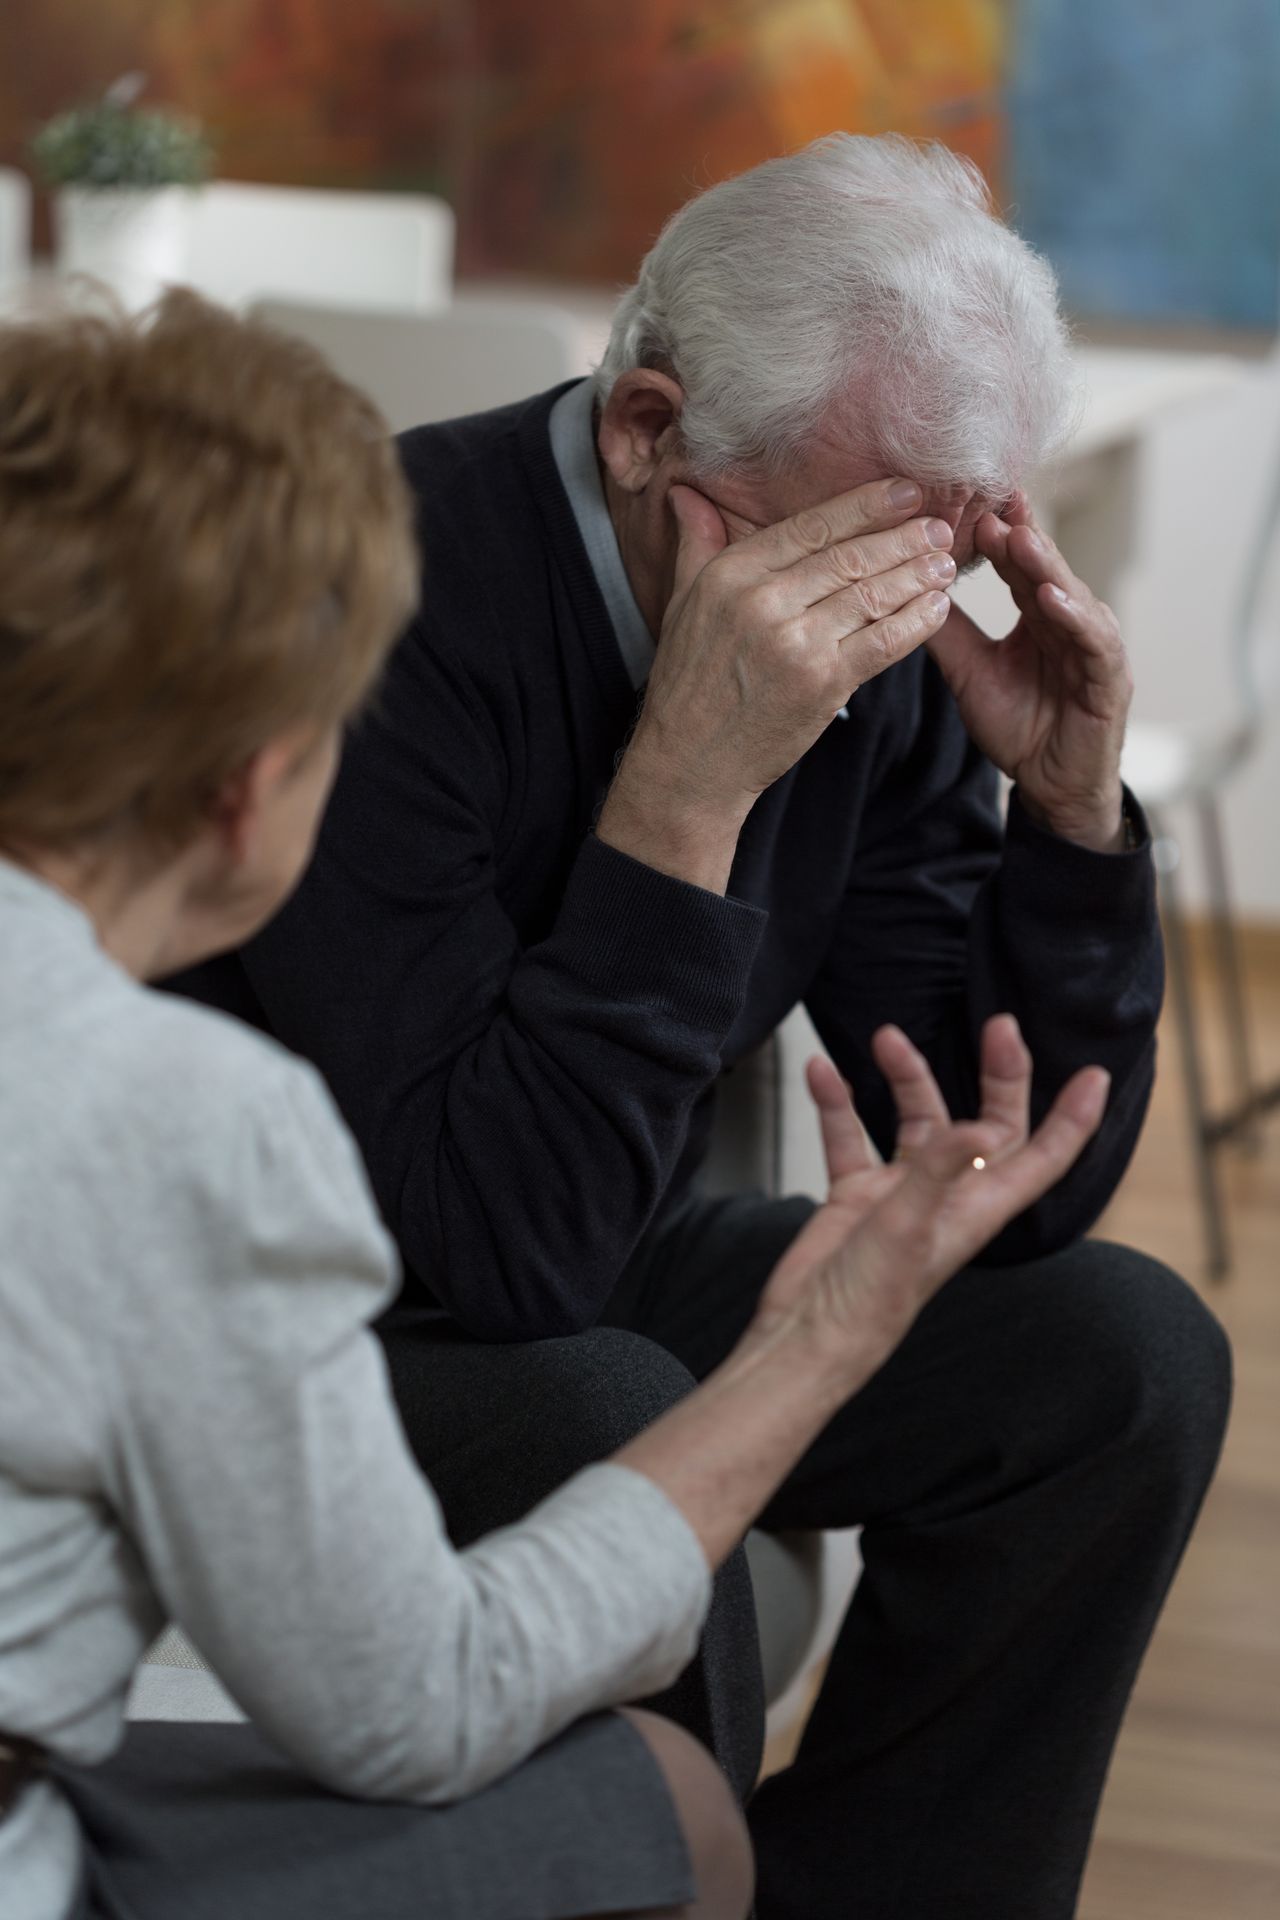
[1007,0,1280,331]
[2,0,1277,329]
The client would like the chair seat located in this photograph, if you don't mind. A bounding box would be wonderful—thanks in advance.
[1121,718,1253,810]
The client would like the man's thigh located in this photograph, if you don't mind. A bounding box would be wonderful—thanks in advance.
[378,1310,705,1544]
[602,1188,1220,1535]
[601,1186,817,1377]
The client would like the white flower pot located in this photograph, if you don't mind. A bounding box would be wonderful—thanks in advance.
[54,186,194,311]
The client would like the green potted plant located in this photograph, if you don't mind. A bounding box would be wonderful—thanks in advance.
[30,74,212,308]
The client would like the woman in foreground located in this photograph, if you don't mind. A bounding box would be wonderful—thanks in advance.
[0,293,1110,1920]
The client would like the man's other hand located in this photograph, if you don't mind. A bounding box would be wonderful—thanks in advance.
[928,495,1133,853]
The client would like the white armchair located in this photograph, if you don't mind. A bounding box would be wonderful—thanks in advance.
[250,295,591,429]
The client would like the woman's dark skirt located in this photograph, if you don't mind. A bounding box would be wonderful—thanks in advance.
[56,1712,693,1920]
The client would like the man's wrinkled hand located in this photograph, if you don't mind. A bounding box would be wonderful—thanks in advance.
[928,495,1133,853]
[629,476,956,817]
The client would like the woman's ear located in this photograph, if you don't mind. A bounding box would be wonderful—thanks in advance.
[597,369,686,494]
[207,739,296,862]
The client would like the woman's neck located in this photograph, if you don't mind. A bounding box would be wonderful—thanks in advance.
[17,843,194,982]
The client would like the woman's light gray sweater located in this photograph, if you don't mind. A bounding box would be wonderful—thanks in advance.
[0,861,710,1920]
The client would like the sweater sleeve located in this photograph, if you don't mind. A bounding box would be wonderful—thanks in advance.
[805,660,1163,1262]
[235,614,766,1341]
[102,1062,711,1805]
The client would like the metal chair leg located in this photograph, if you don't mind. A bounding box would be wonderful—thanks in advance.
[1153,817,1231,1280]
[1197,792,1261,1149]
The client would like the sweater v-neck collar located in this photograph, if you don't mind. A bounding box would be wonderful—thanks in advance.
[514,383,641,733]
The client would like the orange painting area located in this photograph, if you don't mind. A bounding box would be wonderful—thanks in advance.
[1,0,1007,286]
[460,0,1006,279]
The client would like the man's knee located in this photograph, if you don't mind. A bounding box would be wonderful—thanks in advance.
[527,1326,699,1463]
[382,1321,697,1539]
[1021,1240,1232,1492]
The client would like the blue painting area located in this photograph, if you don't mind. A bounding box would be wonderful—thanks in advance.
[1007,0,1280,330]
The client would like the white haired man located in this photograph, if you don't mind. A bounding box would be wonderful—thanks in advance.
[177,136,1230,1918]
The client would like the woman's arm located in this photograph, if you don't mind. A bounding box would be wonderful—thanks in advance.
[104,1025,1103,1806]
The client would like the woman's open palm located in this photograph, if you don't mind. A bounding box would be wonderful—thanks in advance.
[759,1018,1109,1366]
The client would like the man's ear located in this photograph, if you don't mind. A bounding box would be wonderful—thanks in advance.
[207,739,296,861]
[597,369,686,494]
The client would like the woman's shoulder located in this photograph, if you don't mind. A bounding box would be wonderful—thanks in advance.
[94,973,329,1135]
[124,986,380,1212]
[85,981,401,1348]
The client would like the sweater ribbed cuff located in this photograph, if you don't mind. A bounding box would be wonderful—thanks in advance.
[550,835,767,1032]
[1003,785,1156,934]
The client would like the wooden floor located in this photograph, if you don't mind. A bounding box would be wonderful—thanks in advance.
[764,926,1280,1917]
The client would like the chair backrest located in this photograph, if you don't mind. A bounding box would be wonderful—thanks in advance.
[251,297,589,432]
[185,183,454,314]
[1232,430,1280,725]
[0,167,32,283]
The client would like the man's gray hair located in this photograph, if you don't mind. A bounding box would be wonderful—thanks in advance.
[595,133,1077,495]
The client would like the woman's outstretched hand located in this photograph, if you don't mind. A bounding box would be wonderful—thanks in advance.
[756,1017,1109,1372]
[616,1017,1108,1576]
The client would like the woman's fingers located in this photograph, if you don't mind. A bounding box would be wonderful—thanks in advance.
[802,1054,1110,1358]
[805,1053,878,1183]
[992,1066,1111,1213]
[977,1013,1032,1152]
[872,1023,950,1154]
[865,1064,1108,1286]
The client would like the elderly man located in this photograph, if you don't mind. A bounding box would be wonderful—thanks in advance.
[177,136,1229,1918]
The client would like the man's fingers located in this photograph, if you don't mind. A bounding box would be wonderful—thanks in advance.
[784,516,954,611]
[751,477,924,570]
[1035,581,1124,666]
[977,1013,1032,1150]
[980,517,1120,663]
[668,484,730,602]
[839,589,953,689]
[804,549,956,647]
[1006,521,1079,598]
[975,514,1049,623]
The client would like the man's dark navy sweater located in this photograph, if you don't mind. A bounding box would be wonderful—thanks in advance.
[177,383,1163,1343]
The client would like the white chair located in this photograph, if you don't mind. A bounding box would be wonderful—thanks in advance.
[251,295,589,431]
[0,166,32,283]
[185,182,453,314]
[1120,437,1280,1277]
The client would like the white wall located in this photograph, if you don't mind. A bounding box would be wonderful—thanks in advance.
[1115,351,1280,919]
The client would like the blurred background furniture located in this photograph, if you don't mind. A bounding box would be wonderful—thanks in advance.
[1119,435,1280,1278]
[0,164,31,284]
[251,294,586,427]
[185,182,454,314]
